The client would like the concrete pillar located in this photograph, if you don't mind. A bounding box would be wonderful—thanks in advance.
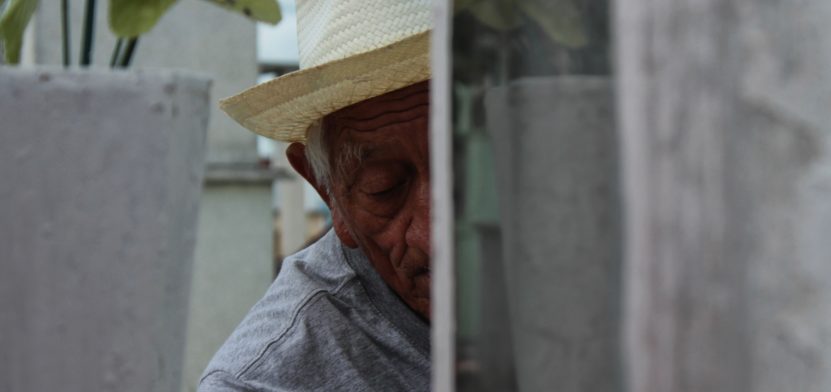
[27,2,275,391]
[32,0,260,165]
[0,67,210,392]
[271,142,307,258]
[485,77,621,392]
[181,184,274,391]
[616,0,831,391]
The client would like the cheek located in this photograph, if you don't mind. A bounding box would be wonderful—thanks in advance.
[336,178,425,260]
[337,208,410,269]
[346,206,410,251]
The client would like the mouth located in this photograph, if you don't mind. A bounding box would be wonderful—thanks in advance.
[408,263,430,281]
[389,247,431,297]
[395,249,430,277]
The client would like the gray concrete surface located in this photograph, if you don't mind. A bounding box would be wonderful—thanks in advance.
[24,2,275,390]
[485,77,620,392]
[0,67,210,392]
[181,185,274,392]
[33,0,259,165]
[616,0,831,390]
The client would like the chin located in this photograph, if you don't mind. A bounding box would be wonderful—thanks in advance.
[410,299,431,322]
[407,271,431,321]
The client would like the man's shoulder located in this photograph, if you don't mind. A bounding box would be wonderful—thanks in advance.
[198,231,429,391]
[199,231,356,378]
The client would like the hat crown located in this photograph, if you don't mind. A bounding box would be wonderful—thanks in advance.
[296,0,431,69]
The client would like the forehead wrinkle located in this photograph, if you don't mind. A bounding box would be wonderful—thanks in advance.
[325,88,428,188]
[341,102,429,123]
[356,85,428,109]
[330,87,429,129]
[332,121,416,188]
[339,105,429,132]
[339,118,425,160]
[334,82,429,119]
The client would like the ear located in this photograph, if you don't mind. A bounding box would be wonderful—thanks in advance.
[285,142,359,248]
[286,142,331,206]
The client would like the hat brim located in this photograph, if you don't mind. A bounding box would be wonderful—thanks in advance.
[219,31,431,143]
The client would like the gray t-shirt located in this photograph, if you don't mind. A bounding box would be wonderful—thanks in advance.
[198,230,430,391]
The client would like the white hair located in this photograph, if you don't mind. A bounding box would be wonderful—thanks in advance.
[304,119,364,195]
[305,120,331,189]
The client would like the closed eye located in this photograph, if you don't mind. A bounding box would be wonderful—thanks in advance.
[365,180,407,199]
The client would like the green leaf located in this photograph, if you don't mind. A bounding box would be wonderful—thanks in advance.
[201,0,281,24]
[108,0,178,38]
[456,0,587,48]
[454,0,477,13]
[0,0,38,64]
[517,0,587,48]
[458,0,522,31]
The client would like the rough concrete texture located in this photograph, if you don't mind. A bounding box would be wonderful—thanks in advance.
[33,0,259,165]
[485,77,620,392]
[181,185,274,392]
[616,0,831,391]
[28,2,276,389]
[0,67,210,392]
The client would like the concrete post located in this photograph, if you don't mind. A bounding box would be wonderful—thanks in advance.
[0,67,210,392]
[616,0,831,391]
[272,142,307,258]
[33,0,259,165]
[485,77,621,392]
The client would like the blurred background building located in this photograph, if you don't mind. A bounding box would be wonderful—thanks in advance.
[16,1,326,390]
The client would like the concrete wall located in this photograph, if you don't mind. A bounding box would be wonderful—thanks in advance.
[617,0,831,391]
[28,2,275,391]
[0,67,210,392]
[485,77,620,392]
[182,185,274,392]
[32,0,259,165]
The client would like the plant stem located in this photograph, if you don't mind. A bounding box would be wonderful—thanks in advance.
[110,38,123,68]
[61,0,71,67]
[80,0,96,66]
[118,37,139,68]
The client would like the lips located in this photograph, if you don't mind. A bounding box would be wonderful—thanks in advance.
[372,243,431,318]
[392,246,431,297]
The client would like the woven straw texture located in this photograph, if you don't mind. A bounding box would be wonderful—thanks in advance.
[219,0,432,142]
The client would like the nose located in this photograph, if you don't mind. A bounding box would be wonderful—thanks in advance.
[406,179,431,256]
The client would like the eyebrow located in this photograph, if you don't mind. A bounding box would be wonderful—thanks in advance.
[333,139,371,185]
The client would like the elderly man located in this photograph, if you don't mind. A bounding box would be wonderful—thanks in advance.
[199,0,432,390]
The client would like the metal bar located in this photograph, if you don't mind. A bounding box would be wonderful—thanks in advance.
[79,0,96,66]
[430,0,455,391]
[61,0,71,67]
[109,38,123,68]
[118,37,139,68]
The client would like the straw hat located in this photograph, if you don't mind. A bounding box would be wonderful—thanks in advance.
[219,0,432,143]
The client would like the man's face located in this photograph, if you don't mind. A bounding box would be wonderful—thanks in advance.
[290,81,431,320]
